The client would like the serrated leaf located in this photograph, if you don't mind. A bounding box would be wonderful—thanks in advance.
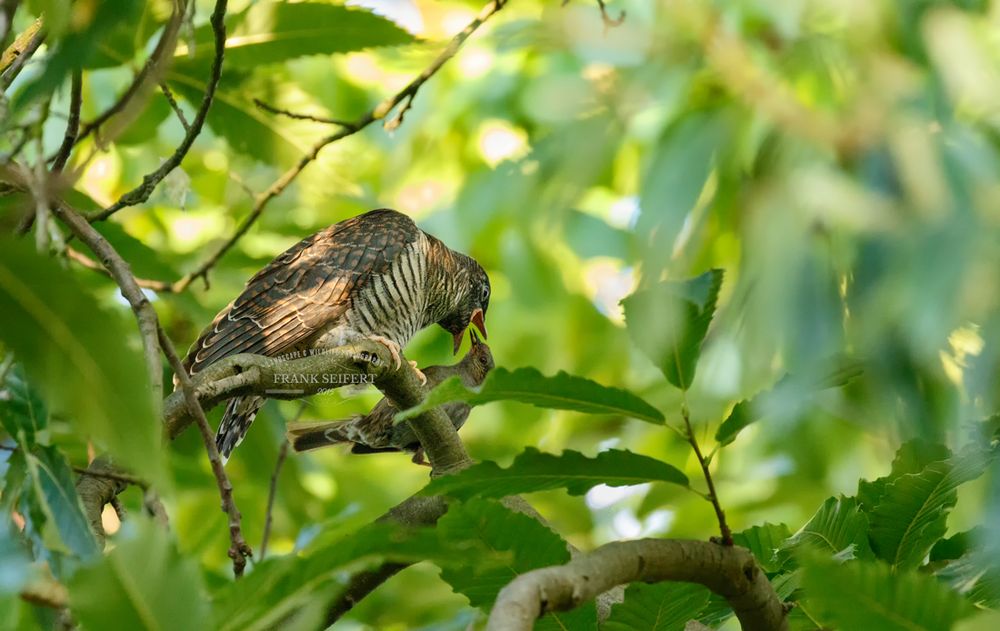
[869,450,990,570]
[166,64,314,166]
[800,556,973,631]
[621,269,723,390]
[14,0,142,107]
[603,582,710,631]
[733,523,792,573]
[438,499,596,630]
[857,439,952,510]
[715,357,864,446]
[23,446,97,560]
[637,113,725,281]
[181,2,415,67]
[214,522,502,631]
[0,238,166,489]
[420,448,688,501]
[396,367,664,425]
[69,520,209,631]
[781,496,874,561]
[0,366,48,447]
[935,550,1000,608]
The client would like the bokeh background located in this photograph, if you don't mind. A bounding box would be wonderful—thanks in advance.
[3,0,1000,628]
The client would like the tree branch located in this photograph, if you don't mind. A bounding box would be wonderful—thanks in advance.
[682,403,732,545]
[0,16,43,89]
[50,69,81,172]
[87,0,227,222]
[73,0,188,148]
[158,326,251,576]
[488,539,788,631]
[75,457,128,549]
[164,0,507,293]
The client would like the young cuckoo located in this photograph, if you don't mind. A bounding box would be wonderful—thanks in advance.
[181,209,490,461]
[286,332,494,464]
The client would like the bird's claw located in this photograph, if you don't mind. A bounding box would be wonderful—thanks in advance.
[410,360,427,386]
[367,335,402,369]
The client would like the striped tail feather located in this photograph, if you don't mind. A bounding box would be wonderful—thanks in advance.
[286,417,364,453]
[216,396,264,463]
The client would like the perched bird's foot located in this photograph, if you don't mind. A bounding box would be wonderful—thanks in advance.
[409,360,428,386]
[367,335,402,369]
[411,449,431,467]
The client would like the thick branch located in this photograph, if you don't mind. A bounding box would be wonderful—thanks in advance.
[88,0,226,221]
[488,539,788,631]
[75,457,127,548]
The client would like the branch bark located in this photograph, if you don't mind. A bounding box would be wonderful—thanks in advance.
[488,539,788,631]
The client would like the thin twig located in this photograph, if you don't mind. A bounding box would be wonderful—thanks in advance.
[73,1,188,147]
[259,441,289,560]
[165,0,507,293]
[0,17,44,89]
[681,402,732,545]
[49,201,164,407]
[160,82,190,132]
[596,0,625,28]
[51,69,82,172]
[73,465,148,490]
[88,0,227,222]
[158,324,252,577]
[253,98,354,127]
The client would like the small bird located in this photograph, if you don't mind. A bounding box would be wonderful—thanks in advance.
[181,209,491,461]
[286,332,494,464]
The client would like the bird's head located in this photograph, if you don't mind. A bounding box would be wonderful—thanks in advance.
[438,259,490,354]
[458,329,494,384]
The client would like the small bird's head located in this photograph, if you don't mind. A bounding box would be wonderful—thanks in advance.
[459,330,494,384]
[438,258,490,354]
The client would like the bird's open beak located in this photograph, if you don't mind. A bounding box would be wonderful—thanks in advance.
[471,308,488,340]
[452,330,464,354]
[470,329,482,346]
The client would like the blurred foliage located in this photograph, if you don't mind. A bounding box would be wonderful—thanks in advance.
[2,0,1000,629]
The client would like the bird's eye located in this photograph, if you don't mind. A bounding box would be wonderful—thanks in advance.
[481,285,490,302]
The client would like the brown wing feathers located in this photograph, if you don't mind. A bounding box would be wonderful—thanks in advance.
[183,210,420,375]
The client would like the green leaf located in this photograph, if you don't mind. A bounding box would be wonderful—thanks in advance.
[857,439,952,510]
[0,518,32,595]
[437,499,597,630]
[799,556,973,631]
[396,366,664,425]
[733,523,792,573]
[936,550,1000,608]
[23,446,97,560]
[166,64,315,166]
[781,496,874,561]
[636,112,725,281]
[602,582,710,631]
[0,238,166,488]
[14,0,142,107]
[213,522,502,631]
[181,2,415,67]
[0,366,48,447]
[420,448,688,500]
[621,269,723,390]
[69,521,210,631]
[869,450,990,570]
[715,357,864,447]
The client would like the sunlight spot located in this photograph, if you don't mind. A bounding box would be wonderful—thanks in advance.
[583,260,635,323]
[612,509,642,539]
[477,120,529,167]
[608,196,639,229]
[301,471,337,500]
[347,0,423,34]
[458,47,494,79]
[586,483,650,510]
[203,150,228,172]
